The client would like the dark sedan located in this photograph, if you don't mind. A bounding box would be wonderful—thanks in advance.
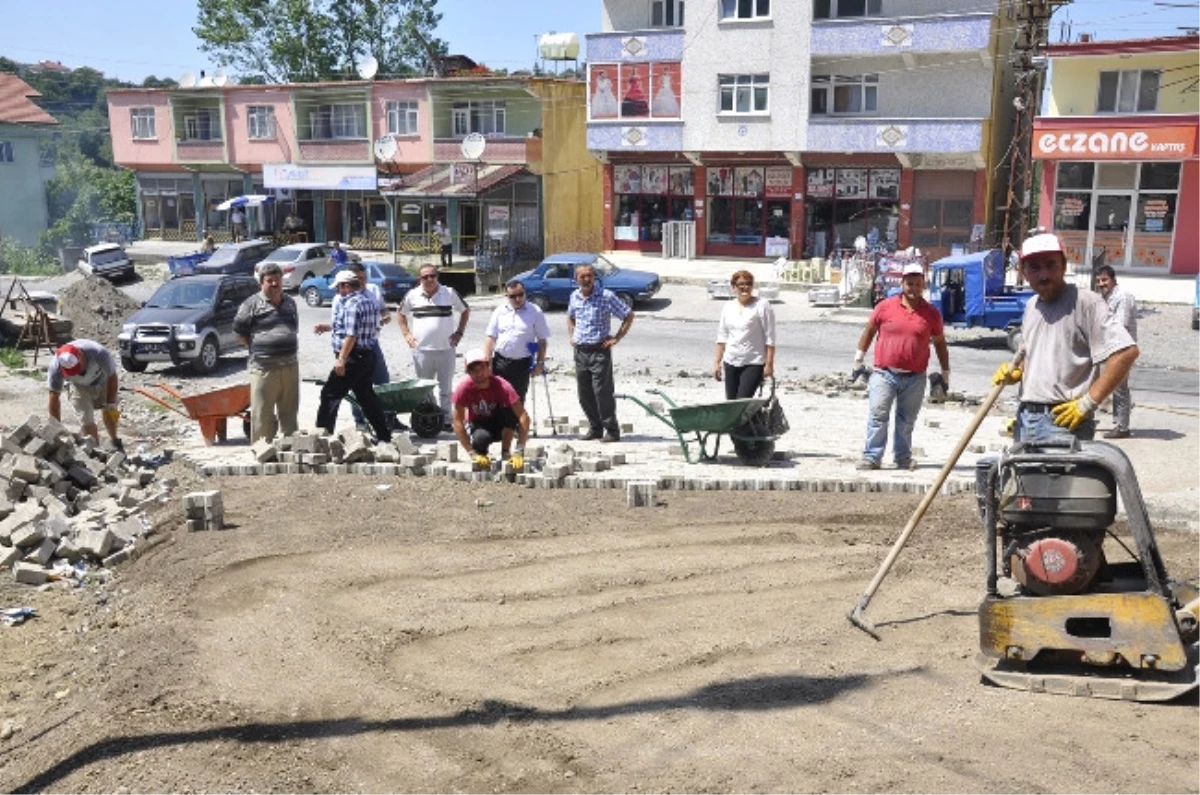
[509,253,660,310]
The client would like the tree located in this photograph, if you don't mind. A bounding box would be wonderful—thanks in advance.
[194,0,448,84]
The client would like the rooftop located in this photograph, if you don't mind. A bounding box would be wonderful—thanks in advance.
[0,74,58,125]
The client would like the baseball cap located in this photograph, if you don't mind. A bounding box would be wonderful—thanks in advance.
[56,344,83,377]
[1020,233,1064,261]
[333,270,359,287]
[464,349,489,370]
[901,262,925,277]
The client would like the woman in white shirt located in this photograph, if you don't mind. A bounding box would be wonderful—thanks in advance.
[712,270,776,399]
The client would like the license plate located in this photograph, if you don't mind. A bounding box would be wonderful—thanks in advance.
[135,343,168,354]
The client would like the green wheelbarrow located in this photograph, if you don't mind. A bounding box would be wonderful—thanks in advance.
[310,377,445,439]
[616,383,781,467]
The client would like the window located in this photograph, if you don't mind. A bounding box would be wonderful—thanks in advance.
[131,108,156,140]
[0,141,12,163]
[718,74,769,114]
[452,100,506,136]
[651,0,684,26]
[309,104,366,139]
[387,101,419,136]
[814,0,882,18]
[720,0,769,20]
[811,74,878,115]
[1097,70,1159,113]
[182,108,221,141]
[247,106,276,139]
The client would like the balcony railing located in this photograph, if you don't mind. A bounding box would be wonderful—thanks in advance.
[807,117,984,154]
[174,140,225,163]
[296,139,370,162]
[811,12,993,57]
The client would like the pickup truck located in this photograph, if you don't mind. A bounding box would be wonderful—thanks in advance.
[928,250,1035,353]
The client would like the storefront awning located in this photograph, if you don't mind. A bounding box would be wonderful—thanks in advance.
[379,163,528,199]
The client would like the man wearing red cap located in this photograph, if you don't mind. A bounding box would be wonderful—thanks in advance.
[47,339,121,446]
[992,232,1138,443]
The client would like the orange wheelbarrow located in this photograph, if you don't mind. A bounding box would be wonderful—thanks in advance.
[132,382,252,445]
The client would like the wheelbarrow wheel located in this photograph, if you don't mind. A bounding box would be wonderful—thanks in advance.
[411,400,444,439]
[243,417,251,439]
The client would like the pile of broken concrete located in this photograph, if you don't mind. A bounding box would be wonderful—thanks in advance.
[0,415,170,586]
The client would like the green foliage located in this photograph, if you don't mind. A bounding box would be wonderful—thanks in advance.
[0,237,58,276]
[193,0,448,83]
[0,346,29,370]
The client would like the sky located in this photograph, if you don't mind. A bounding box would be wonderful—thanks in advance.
[0,0,1195,85]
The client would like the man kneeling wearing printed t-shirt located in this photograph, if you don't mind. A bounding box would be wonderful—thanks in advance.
[452,349,531,472]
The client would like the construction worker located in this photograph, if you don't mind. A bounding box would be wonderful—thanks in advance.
[993,233,1138,443]
[451,349,529,471]
[1094,264,1137,438]
[47,340,122,448]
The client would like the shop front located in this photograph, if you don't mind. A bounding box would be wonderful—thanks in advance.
[137,174,198,241]
[261,163,380,248]
[1034,119,1199,275]
[803,166,901,259]
[611,164,696,252]
[705,165,796,258]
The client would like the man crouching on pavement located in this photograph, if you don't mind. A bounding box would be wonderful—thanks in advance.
[452,348,530,471]
[47,340,122,449]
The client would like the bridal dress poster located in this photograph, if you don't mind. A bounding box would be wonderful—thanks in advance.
[650,63,681,118]
[590,65,619,119]
[619,64,650,118]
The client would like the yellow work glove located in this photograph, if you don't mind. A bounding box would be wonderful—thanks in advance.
[472,454,491,471]
[1051,394,1098,431]
[101,406,121,426]
[992,362,1022,386]
[509,449,525,472]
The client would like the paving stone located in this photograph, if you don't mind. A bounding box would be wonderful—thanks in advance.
[626,481,658,508]
[13,562,51,585]
[24,537,57,565]
[251,440,278,463]
[0,544,22,567]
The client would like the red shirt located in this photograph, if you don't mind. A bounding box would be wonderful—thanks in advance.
[869,296,944,373]
[452,375,519,423]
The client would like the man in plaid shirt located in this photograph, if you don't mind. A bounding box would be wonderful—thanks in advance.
[313,270,392,441]
[567,262,634,442]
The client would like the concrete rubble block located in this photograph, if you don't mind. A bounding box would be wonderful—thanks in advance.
[27,485,52,502]
[327,440,345,463]
[392,435,417,455]
[66,465,96,489]
[103,547,134,567]
[290,434,315,453]
[42,459,67,483]
[0,499,12,521]
[580,458,610,473]
[77,528,116,559]
[0,503,48,545]
[1,437,23,456]
[251,440,278,463]
[185,518,207,532]
[374,445,398,463]
[436,442,459,463]
[11,455,40,484]
[105,450,127,471]
[110,517,143,544]
[53,445,75,466]
[41,516,70,541]
[0,544,22,567]
[626,481,658,508]
[22,436,51,458]
[8,421,34,446]
[399,455,428,469]
[24,537,57,565]
[13,561,51,586]
[609,452,627,466]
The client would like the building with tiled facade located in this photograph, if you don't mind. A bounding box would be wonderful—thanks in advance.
[586,0,1019,262]
[1032,34,1198,275]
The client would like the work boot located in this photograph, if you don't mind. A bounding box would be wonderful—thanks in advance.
[856,458,879,471]
[1103,428,1131,439]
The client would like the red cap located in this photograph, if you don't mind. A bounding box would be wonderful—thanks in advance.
[56,344,83,377]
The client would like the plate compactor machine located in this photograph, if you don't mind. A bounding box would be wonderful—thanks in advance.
[975,439,1199,701]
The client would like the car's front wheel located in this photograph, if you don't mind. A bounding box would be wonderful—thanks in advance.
[121,356,147,373]
[304,287,324,307]
[615,292,635,310]
[529,293,550,311]
[192,335,220,374]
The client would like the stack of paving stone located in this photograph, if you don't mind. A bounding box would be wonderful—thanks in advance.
[0,414,168,585]
[199,429,424,476]
[182,490,224,531]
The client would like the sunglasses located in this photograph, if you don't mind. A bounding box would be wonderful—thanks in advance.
[419,274,438,281]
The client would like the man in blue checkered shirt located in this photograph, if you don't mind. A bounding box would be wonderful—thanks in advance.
[567,262,634,442]
[313,270,392,441]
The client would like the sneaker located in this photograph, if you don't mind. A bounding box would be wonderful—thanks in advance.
[581,428,602,441]
[856,458,880,471]
[1103,428,1131,439]
[600,433,620,444]
[896,459,918,471]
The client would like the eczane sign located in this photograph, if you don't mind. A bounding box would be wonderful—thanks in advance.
[1033,123,1196,160]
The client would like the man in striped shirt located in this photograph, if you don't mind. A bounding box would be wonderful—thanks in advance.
[398,263,470,428]
[234,262,300,442]
[313,270,392,441]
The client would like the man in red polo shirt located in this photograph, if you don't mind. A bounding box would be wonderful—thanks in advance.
[852,262,950,470]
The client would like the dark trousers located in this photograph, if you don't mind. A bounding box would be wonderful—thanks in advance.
[351,340,390,424]
[492,353,532,404]
[316,347,391,442]
[722,362,764,400]
[440,243,452,268]
[574,347,618,435]
[468,407,520,454]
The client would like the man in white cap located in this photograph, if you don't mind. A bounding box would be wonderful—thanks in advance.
[993,232,1138,443]
[46,339,121,447]
[451,348,530,471]
[852,261,949,470]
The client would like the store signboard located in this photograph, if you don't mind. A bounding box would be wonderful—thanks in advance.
[1033,123,1197,160]
[262,163,377,190]
[871,169,901,200]
[764,166,793,198]
[836,168,868,199]
[806,167,835,198]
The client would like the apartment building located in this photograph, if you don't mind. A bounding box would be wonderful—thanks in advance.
[586,0,1018,261]
[0,74,57,247]
[1032,34,1198,275]
[107,75,601,258]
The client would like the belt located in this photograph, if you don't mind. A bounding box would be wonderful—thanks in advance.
[494,352,532,363]
[575,343,608,352]
[876,366,916,375]
[1020,402,1057,414]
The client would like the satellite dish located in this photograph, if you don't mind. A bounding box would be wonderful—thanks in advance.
[373,135,398,161]
[356,55,379,80]
[460,132,486,160]
[212,68,228,86]
[179,71,196,88]
[197,72,215,87]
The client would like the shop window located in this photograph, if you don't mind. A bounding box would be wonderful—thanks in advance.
[247,106,276,139]
[308,104,366,140]
[1136,193,1175,233]
[651,0,684,26]
[182,109,221,141]
[1096,162,1137,190]
[387,101,419,136]
[452,101,506,137]
[1139,162,1181,191]
[1097,69,1159,114]
[131,108,156,140]
[1055,162,1094,190]
[814,0,881,18]
[720,0,769,20]
[810,75,877,116]
[718,74,769,114]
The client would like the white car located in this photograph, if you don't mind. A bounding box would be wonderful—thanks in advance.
[77,243,135,282]
[254,243,359,290]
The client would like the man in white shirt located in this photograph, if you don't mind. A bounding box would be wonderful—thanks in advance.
[1095,265,1137,438]
[482,280,550,403]
[398,263,470,426]
[435,221,453,268]
[230,208,246,242]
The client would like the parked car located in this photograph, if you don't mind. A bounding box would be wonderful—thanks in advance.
[509,253,661,310]
[299,262,417,307]
[254,242,361,290]
[77,243,135,281]
[117,274,259,374]
[193,239,275,276]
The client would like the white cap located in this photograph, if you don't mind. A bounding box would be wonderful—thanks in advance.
[901,262,925,277]
[464,348,488,370]
[1020,233,1064,261]
[333,269,359,287]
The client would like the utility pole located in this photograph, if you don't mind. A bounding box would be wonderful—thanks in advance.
[998,0,1069,266]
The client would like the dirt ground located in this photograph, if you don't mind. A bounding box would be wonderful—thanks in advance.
[1,410,1198,792]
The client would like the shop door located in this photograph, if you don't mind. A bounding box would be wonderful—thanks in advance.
[459,202,480,257]
[1088,193,1133,271]
[324,199,343,244]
